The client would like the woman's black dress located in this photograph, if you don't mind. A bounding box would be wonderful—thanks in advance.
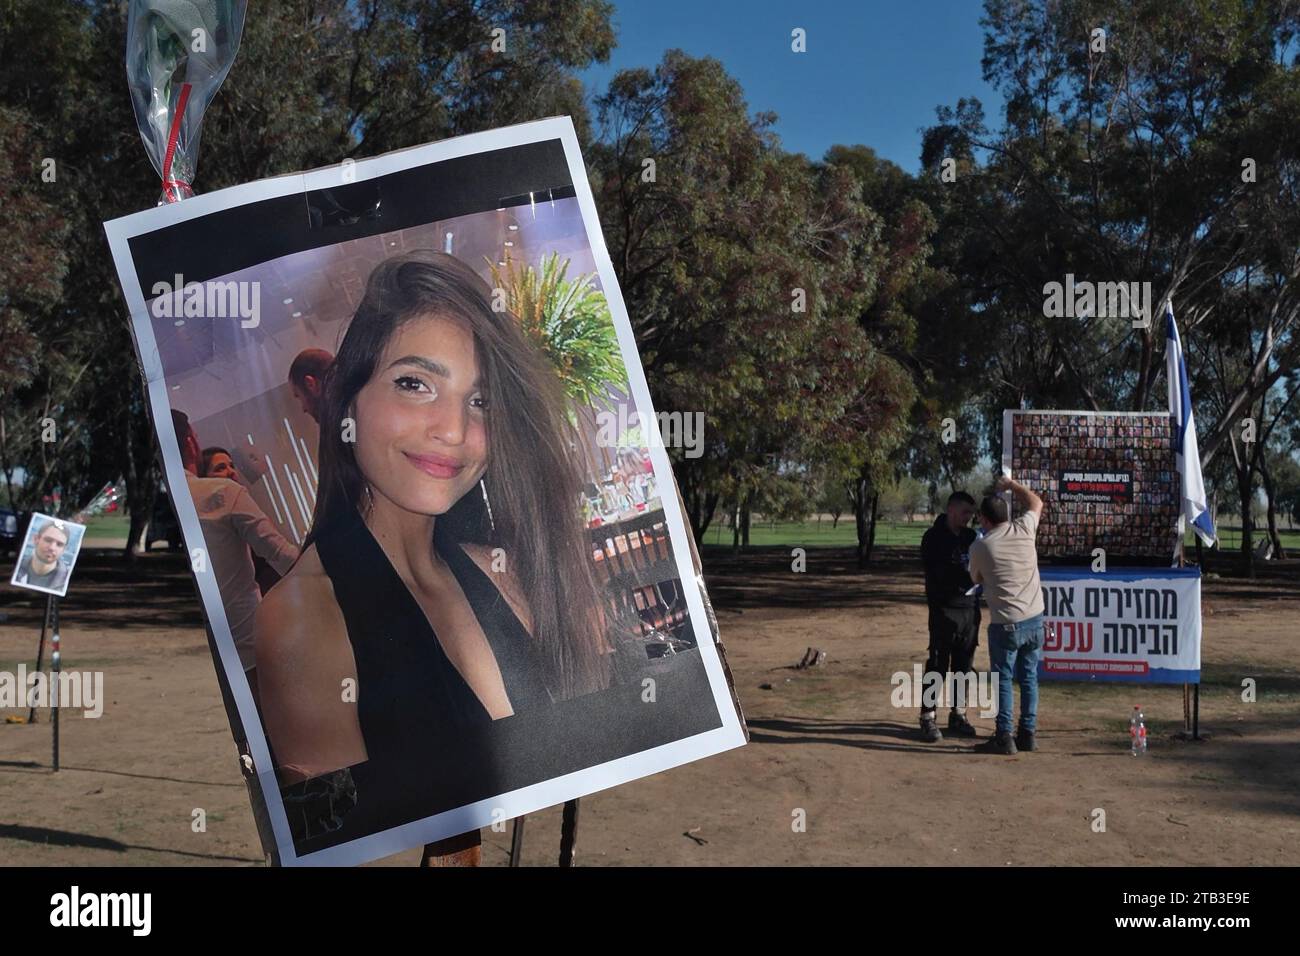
[280,504,722,853]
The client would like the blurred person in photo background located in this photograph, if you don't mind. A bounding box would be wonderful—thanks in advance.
[289,348,335,425]
[201,446,241,483]
[200,445,282,595]
[173,409,299,699]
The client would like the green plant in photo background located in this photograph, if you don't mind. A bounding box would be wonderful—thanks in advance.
[489,252,626,409]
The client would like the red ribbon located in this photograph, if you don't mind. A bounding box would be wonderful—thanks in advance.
[162,81,193,202]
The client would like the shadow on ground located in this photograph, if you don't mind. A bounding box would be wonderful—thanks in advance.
[0,823,260,862]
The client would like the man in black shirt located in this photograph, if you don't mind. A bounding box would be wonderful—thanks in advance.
[918,491,980,742]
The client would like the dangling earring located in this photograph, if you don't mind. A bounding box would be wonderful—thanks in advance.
[479,478,496,532]
[362,482,375,517]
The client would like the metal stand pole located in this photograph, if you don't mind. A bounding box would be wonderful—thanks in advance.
[1175,532,1206,742]
[50,597,61,772]
[27,595,52,724]
[558,799,579,868]
[509,816,526,867]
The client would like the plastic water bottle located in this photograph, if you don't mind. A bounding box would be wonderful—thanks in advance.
[1129,706,1147,756]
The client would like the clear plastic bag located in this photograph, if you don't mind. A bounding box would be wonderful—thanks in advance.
[72,480,125,522]
[125,0,247,203]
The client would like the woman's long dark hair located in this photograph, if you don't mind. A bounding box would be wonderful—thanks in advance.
[307,250,612,700]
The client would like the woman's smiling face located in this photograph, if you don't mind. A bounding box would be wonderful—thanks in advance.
[352,313,488,517]
[207,452,238,481]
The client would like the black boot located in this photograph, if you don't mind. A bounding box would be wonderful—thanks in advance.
[919,714,943,742]
[975,730,1018,755]
[947,711,978,738]
[1015,728,1037,751]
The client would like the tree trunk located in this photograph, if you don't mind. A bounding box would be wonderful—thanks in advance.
[699,491,718,542]
[1236,461,1255,578]
[740,495,751,548]
[125,471,159,560]
[678,464,702,541]
[678,465,718,545]
[852,476,870,568]
[0,411,16,510]
[1258,454,1285,559]
[730,498,741,556]
[1132,326,1154,411]
[123,437,160,562]
[864,492,880,565]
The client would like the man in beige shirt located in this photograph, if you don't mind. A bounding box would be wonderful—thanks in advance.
[171,411,298,686]
[968,476,1045,755]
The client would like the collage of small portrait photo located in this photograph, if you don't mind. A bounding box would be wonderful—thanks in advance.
[1007,411,1179,557]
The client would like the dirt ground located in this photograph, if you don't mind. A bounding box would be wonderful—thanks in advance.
[2,544,1297,866]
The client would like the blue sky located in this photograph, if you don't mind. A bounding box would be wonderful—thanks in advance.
[579,0,1000,172]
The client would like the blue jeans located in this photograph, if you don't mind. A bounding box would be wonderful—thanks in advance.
[987,614,1043,735]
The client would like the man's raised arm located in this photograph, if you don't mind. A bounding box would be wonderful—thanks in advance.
[996,475,1043,518]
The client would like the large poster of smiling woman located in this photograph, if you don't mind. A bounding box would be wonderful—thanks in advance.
[105,117,746,866]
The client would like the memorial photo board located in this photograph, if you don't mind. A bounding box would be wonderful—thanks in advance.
[105,117,746,866]
[1003,410,1180,558]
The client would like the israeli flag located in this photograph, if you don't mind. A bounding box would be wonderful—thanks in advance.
[1166,303,1217,547]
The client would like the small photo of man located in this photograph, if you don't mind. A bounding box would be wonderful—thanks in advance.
[10,512,87,598]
